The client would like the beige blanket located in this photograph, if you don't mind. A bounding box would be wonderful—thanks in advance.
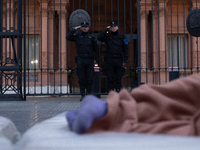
[87,74,200,136]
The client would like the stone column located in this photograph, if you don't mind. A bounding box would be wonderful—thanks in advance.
[140,10,148,69]
[158,6,167,69]
[152,8,158,70]
[191,0,200,68]
[158,2,168,84]
[40,5,48,69]
[151,0,168,84]
[57,9,67,69]
[48,9,54,70]
[4,2,15,66]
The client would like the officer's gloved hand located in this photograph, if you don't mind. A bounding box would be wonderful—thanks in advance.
[74,25,81,30]
[66,95,107,134]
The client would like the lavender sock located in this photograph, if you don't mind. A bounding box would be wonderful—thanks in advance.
[66,110,78,130]
[66,95,107,134]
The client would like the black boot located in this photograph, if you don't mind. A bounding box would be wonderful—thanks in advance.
[86,89,92,95]
[80,88,85,101]
[108,89,114,92]
[116,88,121,93]
[80,94,85,101]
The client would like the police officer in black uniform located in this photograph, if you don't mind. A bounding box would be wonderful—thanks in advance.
[66,22,97,100]
[97,21,128,92]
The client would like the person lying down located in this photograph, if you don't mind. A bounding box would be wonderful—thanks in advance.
[66,73,200,136]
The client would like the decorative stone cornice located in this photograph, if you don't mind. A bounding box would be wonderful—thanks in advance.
[37,0,53,5]
[140,10,149,19]
[2,7,17,16]
[48,9,54,19]
[39,7,48,17]
[191,0,200,9]
[57,9,67,19]
[158,7,168,16]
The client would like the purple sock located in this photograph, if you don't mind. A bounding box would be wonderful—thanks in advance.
[66,95,107,134]
[66,110,78,130]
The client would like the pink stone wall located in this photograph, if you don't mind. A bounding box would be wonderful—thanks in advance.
[2,0,200,90]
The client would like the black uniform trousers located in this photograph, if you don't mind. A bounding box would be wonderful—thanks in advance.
[76,57,94,96]
[106,58,125,91]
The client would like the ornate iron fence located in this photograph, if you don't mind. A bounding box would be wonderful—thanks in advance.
[0,0,23,100]
[1,0,200,100]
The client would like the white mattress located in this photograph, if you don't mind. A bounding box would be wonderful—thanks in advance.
[14,112,200,150]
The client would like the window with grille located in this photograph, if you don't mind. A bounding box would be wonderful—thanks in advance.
[22,35,40,70]
[167,34,187,69]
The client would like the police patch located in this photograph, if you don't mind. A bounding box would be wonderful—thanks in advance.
[124,39,128,45]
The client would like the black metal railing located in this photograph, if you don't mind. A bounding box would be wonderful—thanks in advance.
[0,0,23,100]
[1,0,200,100]
[20,0,141,97]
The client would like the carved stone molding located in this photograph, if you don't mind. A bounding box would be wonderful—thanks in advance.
[57,9,67,19]
[192,2,200,9]
[48,10,54,19]
[151,9,159,18]
[140,10,149,19]
[140,0,168,8]
[2,6,17,15]
[160,0,170,3]
[159,7,168,16]
[39,7,48,17]
[37,0,53,6]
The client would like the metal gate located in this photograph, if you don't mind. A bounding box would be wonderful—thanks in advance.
[1,0,200,100]
[66,0,141,95]
[0,0,23,100]
[19,0,141,98]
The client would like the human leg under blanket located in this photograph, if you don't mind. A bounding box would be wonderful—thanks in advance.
[87,74,200,135]
[66,74,200,135]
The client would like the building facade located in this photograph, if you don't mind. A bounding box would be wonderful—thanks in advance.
[140,0,200,84]
[1,0,200,97]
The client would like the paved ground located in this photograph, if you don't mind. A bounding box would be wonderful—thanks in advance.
[0,95,107,134]
[0,96,82,134]
[2,95,200,150]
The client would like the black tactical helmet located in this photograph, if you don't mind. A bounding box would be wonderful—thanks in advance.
[110,21,118,26]
[81,22,89,27]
